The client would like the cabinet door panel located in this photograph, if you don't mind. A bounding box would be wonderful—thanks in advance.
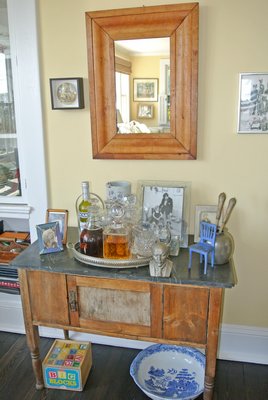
[27,271,69,325]
[67,276,162,339]
[163,286,209,344]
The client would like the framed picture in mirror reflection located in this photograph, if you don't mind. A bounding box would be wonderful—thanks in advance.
[133,78,158,102]
[137,103,154,119]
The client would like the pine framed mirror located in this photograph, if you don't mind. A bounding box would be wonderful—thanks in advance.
[85,3,199,160]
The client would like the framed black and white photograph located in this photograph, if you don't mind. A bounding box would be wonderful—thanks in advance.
[194,205,218,242]
[133,78,158,102]
[237,72,268,133]
[137,180,191,247]
[36,222,63,255]
[50,77,84,109]
[46,209,68,244]
[137,103,154,119]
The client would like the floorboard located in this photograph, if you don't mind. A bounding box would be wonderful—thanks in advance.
[0,332,267,400]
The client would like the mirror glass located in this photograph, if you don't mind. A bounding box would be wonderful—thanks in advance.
[115,38,170,134]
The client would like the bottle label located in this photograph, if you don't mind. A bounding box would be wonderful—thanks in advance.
[79,211,89,219]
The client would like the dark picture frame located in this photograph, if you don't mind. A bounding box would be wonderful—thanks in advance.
[50,77,84,109]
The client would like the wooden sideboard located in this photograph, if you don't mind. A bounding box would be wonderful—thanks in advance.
[11,228,237,400]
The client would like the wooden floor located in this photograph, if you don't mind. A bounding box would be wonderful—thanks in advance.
[0,332,267,400]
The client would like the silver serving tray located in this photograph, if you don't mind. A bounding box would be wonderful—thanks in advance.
[67,242,151,269]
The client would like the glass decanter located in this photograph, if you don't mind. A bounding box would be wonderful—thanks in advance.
[103,202,131,259]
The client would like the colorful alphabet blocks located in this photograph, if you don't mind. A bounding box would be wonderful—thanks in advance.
[42,339,92,391]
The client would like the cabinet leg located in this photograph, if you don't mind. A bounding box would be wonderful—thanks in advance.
[18,269,44,390]
[204,287,223,400]
[204,375,214,400]
[63,329,69,339]
[30,347,44,390]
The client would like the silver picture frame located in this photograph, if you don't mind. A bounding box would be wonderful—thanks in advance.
[137,180,191,248]
[194,205,218,242]
[237,72,268,133]
[36,221,63,255]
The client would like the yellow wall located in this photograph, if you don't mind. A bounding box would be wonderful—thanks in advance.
[130,55,160,125]
[38,0,268,329]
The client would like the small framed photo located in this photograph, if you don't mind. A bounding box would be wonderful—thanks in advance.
[137,180,191,247]
[137,103,154,119]
[36,222,63,255]
[46,209,68,244]
[194,205,218,242]
[50,77,84,109]
[237,72,268,133]
[133,78,158,102]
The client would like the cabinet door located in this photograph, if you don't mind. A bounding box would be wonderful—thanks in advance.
[27,271,69,326]
[163,285,209,344]
[67,276,162,340]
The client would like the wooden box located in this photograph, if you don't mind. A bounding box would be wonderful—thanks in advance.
[42,339,92,391]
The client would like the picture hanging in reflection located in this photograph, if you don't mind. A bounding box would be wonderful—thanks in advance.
[133,78,158,102]
[137,103,154,119]
[237,72,268,133]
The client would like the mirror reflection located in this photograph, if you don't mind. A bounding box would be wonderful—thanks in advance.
[115,38,170,134]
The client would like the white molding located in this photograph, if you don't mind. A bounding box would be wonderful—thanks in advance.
[218,323,268,365]
[0,297,267,365]
[0,204,31,219]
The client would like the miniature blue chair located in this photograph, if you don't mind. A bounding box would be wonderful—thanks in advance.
[188,222,217,274]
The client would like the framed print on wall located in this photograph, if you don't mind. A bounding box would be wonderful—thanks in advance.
[137,180,191,247]
[46,209,68,244]
[237,72,268,133]
[133,78,158,102]
[50,77,84,109]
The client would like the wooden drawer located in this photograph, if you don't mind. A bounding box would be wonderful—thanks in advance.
[163,285,209,344]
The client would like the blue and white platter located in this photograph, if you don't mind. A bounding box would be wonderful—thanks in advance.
[130,344,205,400]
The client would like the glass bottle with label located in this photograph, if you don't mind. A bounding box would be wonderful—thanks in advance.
[78,181,91,232]
[103,202,131,259]
[80,201,103,257]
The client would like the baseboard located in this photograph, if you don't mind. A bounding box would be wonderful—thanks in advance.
[218,323,268,365]
[0,296,267,365]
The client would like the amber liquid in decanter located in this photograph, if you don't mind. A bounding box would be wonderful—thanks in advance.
[103,233,130,259]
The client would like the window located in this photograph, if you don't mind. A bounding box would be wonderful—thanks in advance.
[0,0,47,241]
[0,1,21,197]
[116,72,130,123]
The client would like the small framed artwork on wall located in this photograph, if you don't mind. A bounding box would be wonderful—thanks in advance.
[50,77,84,109]
[237,72,268,133]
